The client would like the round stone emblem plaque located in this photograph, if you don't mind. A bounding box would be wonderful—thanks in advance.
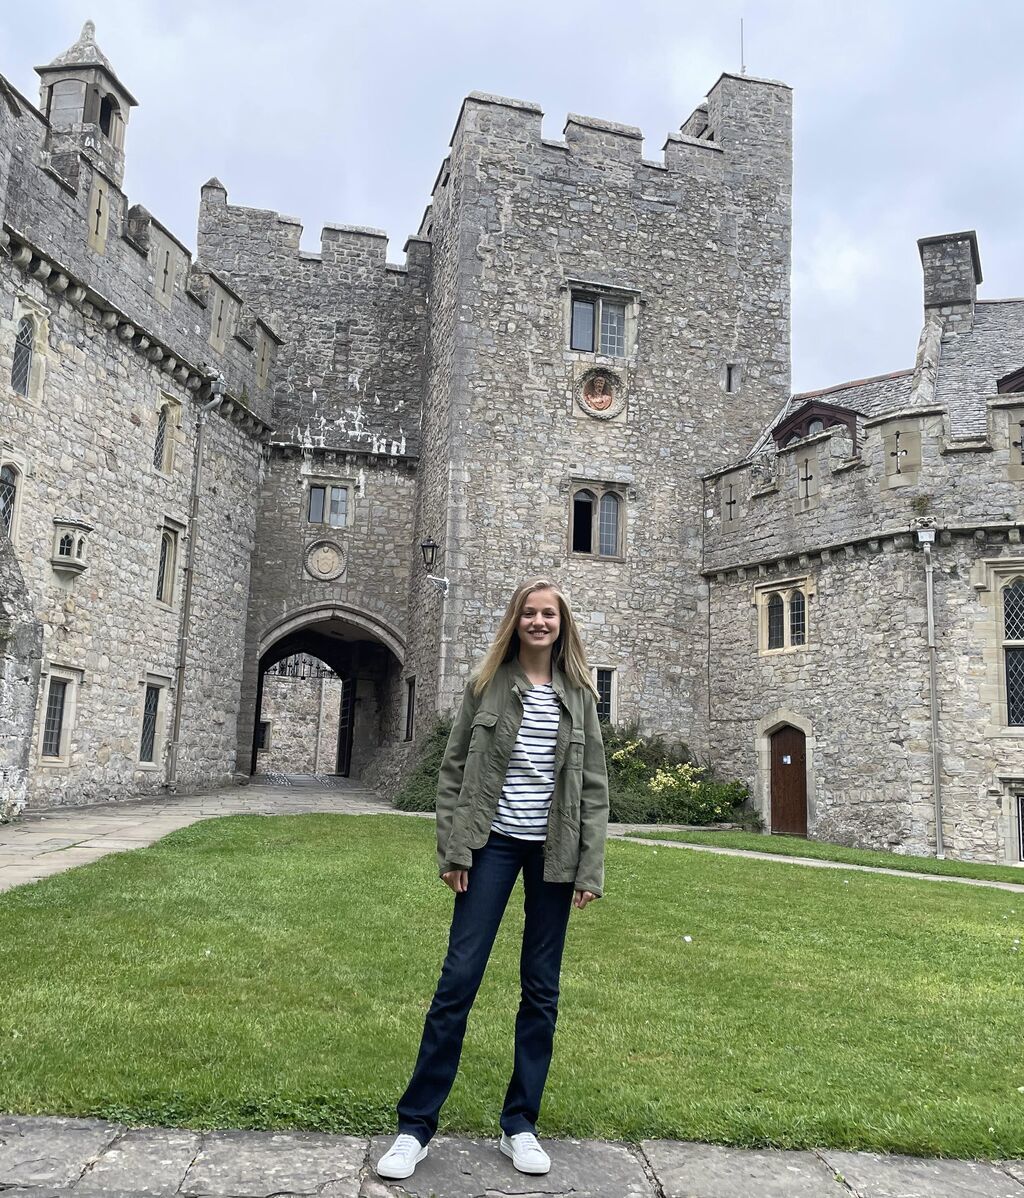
[574,368,626,420]
[304,539,346,581]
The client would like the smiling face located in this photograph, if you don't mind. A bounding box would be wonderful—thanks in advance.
[517,587,561,652]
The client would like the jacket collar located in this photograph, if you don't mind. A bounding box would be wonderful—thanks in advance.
[507,657,569,703]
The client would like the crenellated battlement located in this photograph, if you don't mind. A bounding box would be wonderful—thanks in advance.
[703,391,1024,576]
[0,74,278,430]
[437,72,789,192]
[198,180,429,277]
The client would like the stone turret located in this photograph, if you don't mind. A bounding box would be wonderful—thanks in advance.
[36,20,137,187]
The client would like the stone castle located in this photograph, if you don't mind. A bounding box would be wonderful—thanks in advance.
[2,23,1022,866]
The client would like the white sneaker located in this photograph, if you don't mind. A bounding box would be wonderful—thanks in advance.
[376,1133,427,1179]
[499,1130,551,1174]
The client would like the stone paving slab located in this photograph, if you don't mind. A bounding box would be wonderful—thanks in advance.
[365,1134,653,1197]
[74,1128,202,1196]
[642,1140,848,1196]
[819,1149,1024,1196]
[0,1116,123,1187]
[181,1129,365,1196]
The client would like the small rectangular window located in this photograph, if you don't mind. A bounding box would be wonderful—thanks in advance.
[140,684,160,763]
[256,720,270,751]
[42,678,68,758]
[308,483,347,527]
[405,677,416,741]
[571,298,596,351]
[726,364,739,393]
[595,668,614,723]
[308,486,325,524]
[156,528,178,605]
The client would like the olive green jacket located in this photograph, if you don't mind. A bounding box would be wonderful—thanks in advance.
[435,660,610,897]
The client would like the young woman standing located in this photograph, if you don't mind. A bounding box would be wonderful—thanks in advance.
[377,578,609,1181]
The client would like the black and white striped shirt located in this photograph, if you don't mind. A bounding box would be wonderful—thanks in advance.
[491,683,560,841]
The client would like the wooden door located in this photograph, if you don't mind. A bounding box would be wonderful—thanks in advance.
[770,725,807,835]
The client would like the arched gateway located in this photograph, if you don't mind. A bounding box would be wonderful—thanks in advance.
[244,603,406,780]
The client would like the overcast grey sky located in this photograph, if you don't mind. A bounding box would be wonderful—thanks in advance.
[2,1,1022,392]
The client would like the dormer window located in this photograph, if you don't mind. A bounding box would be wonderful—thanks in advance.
[772,398,860,453]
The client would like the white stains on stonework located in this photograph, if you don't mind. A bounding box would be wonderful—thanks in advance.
[348,369,361,391]
[356,468,366,498]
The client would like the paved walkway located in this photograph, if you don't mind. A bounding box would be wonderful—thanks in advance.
[1,1114,1022,1197]
[2,779,1023,894]
[2,783,1023,1194]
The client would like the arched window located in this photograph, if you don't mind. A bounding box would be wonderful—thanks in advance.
[98,93,119,138]
[767,593,785,649]
[790,589,806,645]
[12,317,34,397]
[0,464,17,536]
[598,491,620,556]
[572,489,595,553]
[153,404,169,469]
[75,537,86,559]
[58,533,74,557]
[1002,579,1024,725]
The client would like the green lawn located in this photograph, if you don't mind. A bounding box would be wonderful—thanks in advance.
[618,827,1024,886]
[0,813,1022,1158]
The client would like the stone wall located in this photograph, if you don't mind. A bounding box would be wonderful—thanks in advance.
[707,530,1024,864]
[0,536,41,820]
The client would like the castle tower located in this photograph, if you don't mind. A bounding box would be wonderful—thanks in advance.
[35,20,136,187]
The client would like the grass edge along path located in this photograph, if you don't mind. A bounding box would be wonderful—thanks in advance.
[615,826,1024,887]
[0,813,1022,1159]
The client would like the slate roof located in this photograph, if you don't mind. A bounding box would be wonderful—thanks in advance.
[936,300,1024,437]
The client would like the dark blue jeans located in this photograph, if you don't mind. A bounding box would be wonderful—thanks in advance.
[396,829,575,1143]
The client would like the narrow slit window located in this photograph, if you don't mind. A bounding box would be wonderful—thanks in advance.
[405,677,416,742]
[156,530,177,605]
[153,405,168,469]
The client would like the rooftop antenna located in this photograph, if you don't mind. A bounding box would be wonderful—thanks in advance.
[740,18,747,74]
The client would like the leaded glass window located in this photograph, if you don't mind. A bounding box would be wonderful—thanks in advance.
[58,532,74,557]
[1004,580,1024,641]
[140,684,160,762]
[42,678,67,757]
[153,405,169,469]
[1004,580,1024,725]
[328,486,347,528]
[12,317,33,397]
[600,302,626,356]
[595,668,614,722]
[598,492,620,556]
[767,594,784,649]
[0,464,17,536]
[790,590,806,646]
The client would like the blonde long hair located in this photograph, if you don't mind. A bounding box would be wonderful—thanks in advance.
[471,578,599,698]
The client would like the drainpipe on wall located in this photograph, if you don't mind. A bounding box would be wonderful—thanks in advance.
[165,376,226,791]
[917,525,944,857]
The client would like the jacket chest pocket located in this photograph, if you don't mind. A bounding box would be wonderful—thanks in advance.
[468,709,499,753]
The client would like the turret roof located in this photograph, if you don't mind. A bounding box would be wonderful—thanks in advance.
[37,21,138,106]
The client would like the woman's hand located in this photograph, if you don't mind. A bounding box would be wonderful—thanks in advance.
[573,890,597,909]
[442,869,469,893]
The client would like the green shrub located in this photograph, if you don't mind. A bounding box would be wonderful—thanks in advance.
[393,715,753,828]
[393,717,452,811]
